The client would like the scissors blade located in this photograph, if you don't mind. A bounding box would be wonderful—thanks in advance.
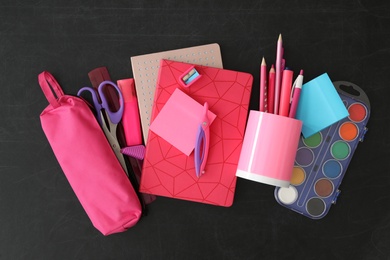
[100,111,129,176]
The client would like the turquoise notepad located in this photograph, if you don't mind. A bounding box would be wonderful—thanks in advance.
[296,73,349,138]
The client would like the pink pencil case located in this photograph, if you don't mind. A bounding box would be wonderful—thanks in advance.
[38,71,142,235]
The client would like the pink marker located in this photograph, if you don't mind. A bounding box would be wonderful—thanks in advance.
[279,68,294,117]
[117,79,143,146]
[289,70,304,118]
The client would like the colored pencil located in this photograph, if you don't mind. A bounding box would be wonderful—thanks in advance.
[274,34,283,114]
[267,64,275,114]
[259,57,267,112]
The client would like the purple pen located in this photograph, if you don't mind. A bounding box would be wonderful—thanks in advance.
[194,102,210,177]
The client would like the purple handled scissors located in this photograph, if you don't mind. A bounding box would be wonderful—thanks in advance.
[194,102,210,178]
[77,81,128,176]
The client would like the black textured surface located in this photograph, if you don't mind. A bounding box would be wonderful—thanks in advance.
[1,1,389,259]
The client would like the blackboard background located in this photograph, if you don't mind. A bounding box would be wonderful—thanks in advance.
[1,0,390,259]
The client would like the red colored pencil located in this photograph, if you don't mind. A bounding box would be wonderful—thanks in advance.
[259,57,267,112]
[267,64,275,114]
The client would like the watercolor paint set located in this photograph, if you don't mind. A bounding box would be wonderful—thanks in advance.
[274,81,370,219]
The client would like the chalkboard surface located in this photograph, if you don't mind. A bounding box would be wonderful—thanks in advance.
[1,1,389,259]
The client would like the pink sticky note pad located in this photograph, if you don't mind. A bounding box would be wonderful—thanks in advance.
[149,88,216,155]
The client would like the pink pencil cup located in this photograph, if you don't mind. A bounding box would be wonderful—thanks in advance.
[236,111,302,187]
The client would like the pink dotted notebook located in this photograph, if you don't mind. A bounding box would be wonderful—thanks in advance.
[140,59,253,206]
[130,43,223,143]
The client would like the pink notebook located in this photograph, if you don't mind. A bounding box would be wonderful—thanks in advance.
[140,60,253,206]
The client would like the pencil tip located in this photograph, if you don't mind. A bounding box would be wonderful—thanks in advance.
[278,34,282,40]
[261,57,266,65]
[300,69,304,75]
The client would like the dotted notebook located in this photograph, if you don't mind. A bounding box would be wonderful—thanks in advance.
[130,43,223,143]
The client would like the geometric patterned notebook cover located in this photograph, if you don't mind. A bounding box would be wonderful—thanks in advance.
[140,59,253,207]
[131,43,223,143]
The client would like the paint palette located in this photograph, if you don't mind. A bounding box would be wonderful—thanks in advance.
[274,81,370,219]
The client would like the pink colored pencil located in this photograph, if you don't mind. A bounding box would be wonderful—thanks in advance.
[274,34,283,114]
[267,65,275,114]
[259,57,267,112]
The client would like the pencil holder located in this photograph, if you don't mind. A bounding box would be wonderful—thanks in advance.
[236,111,302,187]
